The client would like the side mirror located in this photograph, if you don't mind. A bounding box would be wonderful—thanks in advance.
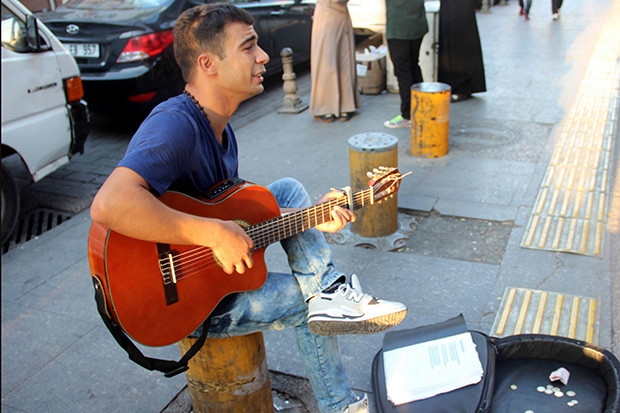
[25,15,41,50]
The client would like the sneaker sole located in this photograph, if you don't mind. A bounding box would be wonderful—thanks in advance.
[308,309,407,336]
[383,123,410,129]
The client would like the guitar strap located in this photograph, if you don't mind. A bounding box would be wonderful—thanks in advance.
[93,277,210,378]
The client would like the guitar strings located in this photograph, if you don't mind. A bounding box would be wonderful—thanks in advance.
[157,182,396,282]
[158,199,349,282]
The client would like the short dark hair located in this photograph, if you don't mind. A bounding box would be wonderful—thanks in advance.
[173,3,254,82]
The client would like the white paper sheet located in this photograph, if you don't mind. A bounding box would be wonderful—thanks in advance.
[383,331,484,405]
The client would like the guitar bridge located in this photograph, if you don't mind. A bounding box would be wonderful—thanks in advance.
[157,243,179,306]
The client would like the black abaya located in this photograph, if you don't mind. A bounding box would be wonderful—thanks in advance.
[438,0,487,96]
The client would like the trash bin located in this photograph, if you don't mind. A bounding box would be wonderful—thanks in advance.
[356,49,387,95]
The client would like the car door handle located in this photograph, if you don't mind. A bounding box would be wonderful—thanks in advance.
[270,10,285,15]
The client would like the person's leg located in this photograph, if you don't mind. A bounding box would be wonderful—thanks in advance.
[266,178,407,336]
[409,37,424,86]
[206,271,358,413]
[267,178,343,300]
[388,38,414,119]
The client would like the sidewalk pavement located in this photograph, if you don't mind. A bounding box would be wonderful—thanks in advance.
[2,0,619,412]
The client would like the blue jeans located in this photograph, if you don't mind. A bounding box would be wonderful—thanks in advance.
[205,177,357,413]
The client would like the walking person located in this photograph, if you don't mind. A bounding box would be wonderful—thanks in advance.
[90,4,406,413]
[310,0,360,123]
[519,0,533,19]
[438,0,487,102]
[552,0,563,19]
[383,0,429,129]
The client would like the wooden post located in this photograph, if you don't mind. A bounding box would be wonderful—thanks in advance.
[348,133,399,237]
[178,332,273,413]
[410,82,451,158]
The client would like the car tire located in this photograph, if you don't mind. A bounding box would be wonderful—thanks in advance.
[1,162,20,246]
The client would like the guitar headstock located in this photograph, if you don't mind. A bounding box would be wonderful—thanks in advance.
[367,166,409,203]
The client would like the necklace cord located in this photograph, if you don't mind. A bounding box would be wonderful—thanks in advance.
[183,89,210,122]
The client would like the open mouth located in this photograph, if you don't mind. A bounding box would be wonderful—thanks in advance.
[253,68,266,82]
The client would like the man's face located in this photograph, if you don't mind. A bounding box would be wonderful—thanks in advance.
[216,21,270,101]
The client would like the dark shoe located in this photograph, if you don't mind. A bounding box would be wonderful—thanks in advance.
[339,112,353,122]
[314,114,336,123]
[451,93,471,103]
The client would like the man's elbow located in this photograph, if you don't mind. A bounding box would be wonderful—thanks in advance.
[90,191,113,227]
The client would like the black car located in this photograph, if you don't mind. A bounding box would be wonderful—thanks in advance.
[37,0,314,114]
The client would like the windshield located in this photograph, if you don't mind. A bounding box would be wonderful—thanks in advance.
[62,0,174,10]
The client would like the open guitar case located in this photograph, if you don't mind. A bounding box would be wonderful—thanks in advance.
[372,315,620,413]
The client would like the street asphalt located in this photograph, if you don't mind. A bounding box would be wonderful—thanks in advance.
[2,0,619,412]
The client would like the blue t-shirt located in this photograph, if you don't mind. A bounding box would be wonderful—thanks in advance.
[118,94,239,197]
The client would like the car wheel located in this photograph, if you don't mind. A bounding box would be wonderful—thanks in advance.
[1,162,20,245]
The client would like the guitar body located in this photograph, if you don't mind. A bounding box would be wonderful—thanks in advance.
[88,181,280,347]
[88,167,404,347]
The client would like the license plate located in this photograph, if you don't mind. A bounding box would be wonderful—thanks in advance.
[66,43,100,58]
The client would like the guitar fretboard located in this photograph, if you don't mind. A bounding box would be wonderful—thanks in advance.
[247,187,374,250]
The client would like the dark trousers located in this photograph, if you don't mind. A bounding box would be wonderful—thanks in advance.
[552,0,563,13]
[387,37,424,120]
[519,0,532,14]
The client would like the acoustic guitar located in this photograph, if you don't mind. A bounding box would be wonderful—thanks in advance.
[88,167,404,346]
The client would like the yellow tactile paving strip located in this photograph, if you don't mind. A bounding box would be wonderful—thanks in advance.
[521,4,620,257]
[491,287,600,345]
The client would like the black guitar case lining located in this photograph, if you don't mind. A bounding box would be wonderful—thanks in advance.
[372,317,620,413]
[490,334,620,413]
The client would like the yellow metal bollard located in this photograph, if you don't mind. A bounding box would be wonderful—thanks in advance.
[410,82,451,158]
[178,332,273,413]
[348,133,399,237]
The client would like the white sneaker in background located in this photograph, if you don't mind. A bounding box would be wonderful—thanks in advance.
[383,115,411,129]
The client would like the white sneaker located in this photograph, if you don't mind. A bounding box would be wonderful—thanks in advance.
[307,275,407,336]
[343,393,369,413]
[552,12,560,20]
[383,115,411,129]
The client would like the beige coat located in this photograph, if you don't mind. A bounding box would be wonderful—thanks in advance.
[310,0,360,117]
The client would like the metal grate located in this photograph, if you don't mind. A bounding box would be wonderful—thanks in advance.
[2,208,72,254]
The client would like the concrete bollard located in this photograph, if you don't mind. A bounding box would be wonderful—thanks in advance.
[178,332,273,413]
[410,82,451,158]
[277,47,308,114]
[348,133,399,237]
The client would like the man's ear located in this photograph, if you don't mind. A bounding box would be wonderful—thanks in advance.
[197,52,218,75]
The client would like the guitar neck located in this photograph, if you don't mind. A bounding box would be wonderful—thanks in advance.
[248,187,373,250]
